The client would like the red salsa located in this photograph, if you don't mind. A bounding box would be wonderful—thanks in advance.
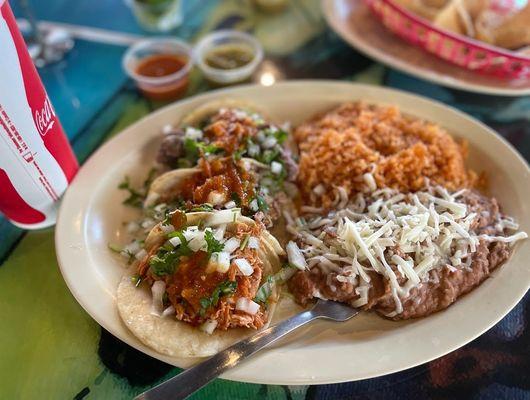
[135,54,189,101]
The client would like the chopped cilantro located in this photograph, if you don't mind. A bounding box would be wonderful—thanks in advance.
[149,240,190,276]
[189,203,214,212]
[274,129,288,144]
[107,243,122,253]
[143,168,157,191]
[255,194,269,212]
[182,138,222,164]
[205,230,224,255]
[118,176,144,208]
[258,149,280,165]
[232,147,246,161]
[167,230,190,252]
[254,275,274,304]
[199,280,237,316]
[118,168,158,208]
[231,192,242,207]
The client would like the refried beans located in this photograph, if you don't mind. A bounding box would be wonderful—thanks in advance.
[287,188,525,320]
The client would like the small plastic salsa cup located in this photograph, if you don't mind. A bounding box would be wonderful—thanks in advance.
[194,30,264,86]
[123,38,193,101]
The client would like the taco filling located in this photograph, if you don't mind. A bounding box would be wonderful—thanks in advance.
[151,106,297,218]
[133,209,278,333]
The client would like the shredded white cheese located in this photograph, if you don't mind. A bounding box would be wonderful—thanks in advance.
[287,186,527,315]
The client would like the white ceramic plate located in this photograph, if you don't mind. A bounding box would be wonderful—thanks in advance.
[322,0,530,96]
[55,81,530,385]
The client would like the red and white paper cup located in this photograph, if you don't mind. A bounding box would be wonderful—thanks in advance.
[0,0,78,229]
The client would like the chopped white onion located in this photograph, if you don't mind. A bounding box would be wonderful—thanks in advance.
[214,225,226,242]
[207,191,226,206]
[188,232,207,252]
[126,221,140,233]
[249,199,259,211]
[247,236,260,249]
[209,252,231,273]
[141,218,156,229]
[271,161,282,175]
[286,241,307,270]
[123,241,141,255]
[169,236,182,247]
[248,144,260,156]
[235,298,260,315]
[234,258,254,276]
[184,127,203,140]
[224,200,237,209]
[206,209,241,226]
[200,319,218,334]
[223,237,241,254]
[261,136,277,149]
[134,248,147,260]
[150,281,166,317]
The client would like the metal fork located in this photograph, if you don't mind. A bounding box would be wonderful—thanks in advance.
[135,299,359,400]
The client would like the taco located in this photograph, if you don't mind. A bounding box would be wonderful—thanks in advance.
[117,209,284,357]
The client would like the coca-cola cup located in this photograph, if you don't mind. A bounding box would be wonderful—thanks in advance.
[0,0,78,229]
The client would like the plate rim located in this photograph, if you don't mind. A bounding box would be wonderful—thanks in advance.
[55,80,530,385]
[321,0,530,97]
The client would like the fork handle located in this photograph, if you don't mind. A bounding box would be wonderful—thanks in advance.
[135,310,318,400]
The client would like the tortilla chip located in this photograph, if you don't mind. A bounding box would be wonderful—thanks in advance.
[394,0,449,20]
[434,0,475,37]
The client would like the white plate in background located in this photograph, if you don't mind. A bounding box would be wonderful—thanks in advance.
[322,0,530,96]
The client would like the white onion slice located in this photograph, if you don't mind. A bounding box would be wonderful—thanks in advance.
[234,258,254,276]
[286,241,307,270]
[235,298,260,315]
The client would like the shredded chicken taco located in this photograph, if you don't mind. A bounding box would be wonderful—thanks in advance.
[117,209,284,357]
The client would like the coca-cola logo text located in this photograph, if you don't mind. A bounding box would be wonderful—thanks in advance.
[34,97,56,137]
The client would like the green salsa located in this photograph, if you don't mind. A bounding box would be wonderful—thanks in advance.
[204,44,255,70]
